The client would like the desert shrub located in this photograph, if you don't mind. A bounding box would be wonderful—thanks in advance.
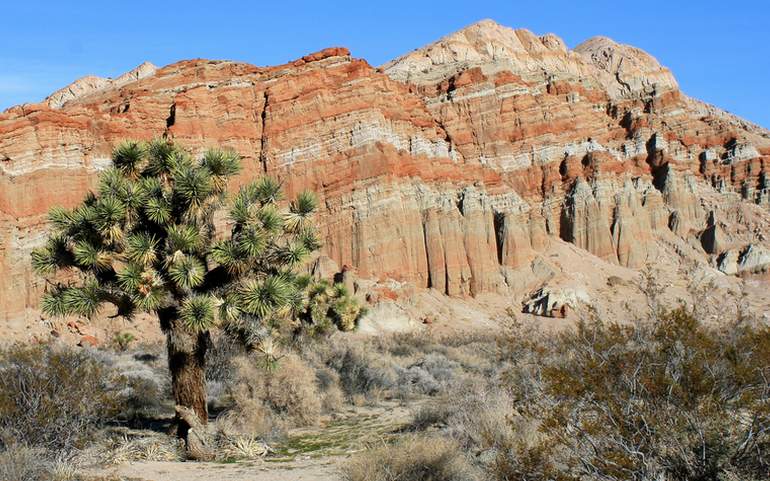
[223,352,322,438]
[444,386,516,453]
[205,334,246,410]
[377,332,446,358]
[342,434,480,481]
[396,365,442,397]
[410,397,456,431]
[98,349,170,422]
[491,308,770,481]
[115,368,167,422]
[419,352,459,382]
[110,332,135,352]
[395,352,460,398]
[101,431,185,464]
[259,353,321,424]
[313,364,345,412]
[0,344,122,451]
[325,342,397,400]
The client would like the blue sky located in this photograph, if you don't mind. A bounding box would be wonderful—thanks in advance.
[2,1,768,127]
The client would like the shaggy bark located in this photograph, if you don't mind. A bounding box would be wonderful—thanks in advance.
[160,307,209,438]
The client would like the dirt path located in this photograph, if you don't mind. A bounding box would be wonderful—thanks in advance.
[94,402,413,481]
[106,458,341,481]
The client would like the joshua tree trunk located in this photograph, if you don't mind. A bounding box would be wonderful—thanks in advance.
[168,326,208,425]
[160,308,209,434]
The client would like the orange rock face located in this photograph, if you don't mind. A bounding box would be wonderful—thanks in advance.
[1,20,769,330]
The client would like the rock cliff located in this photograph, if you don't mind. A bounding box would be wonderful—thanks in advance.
[2,20,769,337]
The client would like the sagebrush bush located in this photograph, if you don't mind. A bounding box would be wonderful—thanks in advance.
[409,397,456,431]
[490,308,770,481]
[396,352,460,397]
[97,348,170,422]
[325,342,397,401]
[342,434,481,481]
[0,344,122,451]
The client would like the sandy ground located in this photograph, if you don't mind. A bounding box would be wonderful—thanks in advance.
[89,402,415,481]
[104,458,342,481]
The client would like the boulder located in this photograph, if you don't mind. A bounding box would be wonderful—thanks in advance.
[522,286,590,318]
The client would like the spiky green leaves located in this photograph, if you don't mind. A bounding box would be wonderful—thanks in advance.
[202,149,241,177]
[40,288,70,317]
[48,207,75,232]
[210,240,247,275]
[125,233,158,266]
[168,255,205,289]
[112,140,145,178]
[118,263,164,311]
[229,180,283,228]
[144,197,172,224]
[293,191,317,216]
[280,242,310,266]
[98,168,131,199]
[31,235,73,274]
[285,191,318,233]
[240,276,294,318]
[93,196,127,243]
[72,241,112,272]
[301,280,365,334]
[41,279,103,319]
[236,227,267,258]
[180,294,216,332]
[253,177,282,205]
[116,263,143,291]
[202,148,241,194]
[143,139,177,178]
[257,205,283,233]
[94,196,127,227]
[217,293,242,326]
[297,227,322,251]
[167,224,202,254]
[230,194,252,225]
[172,163,214,212]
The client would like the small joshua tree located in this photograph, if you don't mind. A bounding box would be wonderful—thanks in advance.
[31,139,360,447]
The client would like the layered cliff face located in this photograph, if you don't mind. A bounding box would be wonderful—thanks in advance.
[2,20,769,335]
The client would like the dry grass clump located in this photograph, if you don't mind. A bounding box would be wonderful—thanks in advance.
[0,444,102,481]
[217,434,270,461]
[257,353,322,425]
[342,434,481,481]
[0,445,50,481]
[97,433,183,465]
[221,352,322,439]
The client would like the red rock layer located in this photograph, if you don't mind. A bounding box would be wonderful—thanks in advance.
[1,22,769,327]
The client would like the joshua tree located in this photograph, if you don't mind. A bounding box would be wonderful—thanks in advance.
[31,139,358,444]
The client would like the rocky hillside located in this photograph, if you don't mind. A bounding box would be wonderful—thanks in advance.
[2,20,769,338]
